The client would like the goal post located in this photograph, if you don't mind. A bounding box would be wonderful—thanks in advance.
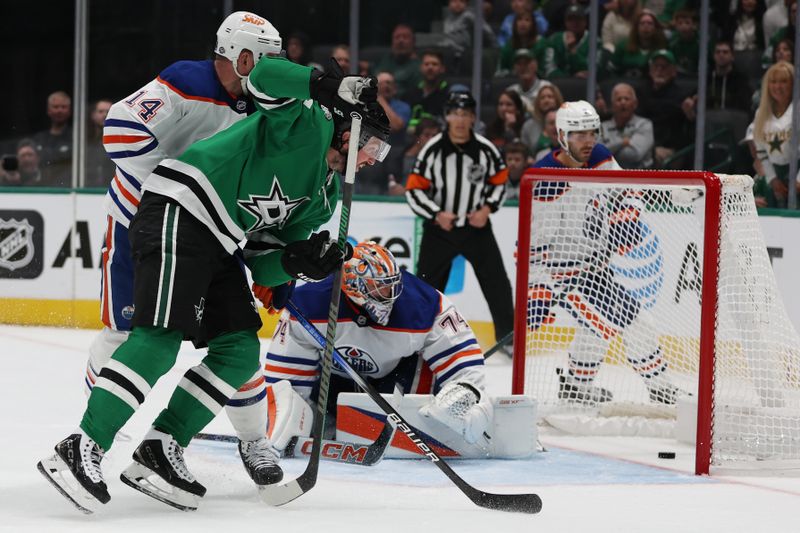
[513,168,800,475]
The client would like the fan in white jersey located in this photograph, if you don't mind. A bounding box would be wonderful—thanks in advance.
[85,11,283,486]
[752,61,800,208]
[526,101,685,405]
[242,241,493,456]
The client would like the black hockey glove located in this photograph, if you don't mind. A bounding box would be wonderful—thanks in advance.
[281,231,352,282]
[309,58,377,110]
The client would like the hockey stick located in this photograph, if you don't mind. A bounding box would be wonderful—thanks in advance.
[194,424,394,466]
[483,331,514,360]
[285,300,543,514]
[259,112,363,506]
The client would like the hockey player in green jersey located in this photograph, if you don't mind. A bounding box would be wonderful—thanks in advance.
[37,56,390,513]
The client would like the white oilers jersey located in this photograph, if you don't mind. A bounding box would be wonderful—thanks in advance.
[265,271,485,402]
[103,59,253,225]
[754,103,798,179]
[523,177,645,283]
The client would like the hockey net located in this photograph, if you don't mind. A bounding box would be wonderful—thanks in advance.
[512,169,800,474]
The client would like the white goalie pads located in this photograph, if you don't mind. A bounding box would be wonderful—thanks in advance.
[266,380,313,451]
[418,382,493,447]
[336,393,538,459]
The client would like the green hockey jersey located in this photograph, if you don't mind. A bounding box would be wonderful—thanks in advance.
[142,57,339,287]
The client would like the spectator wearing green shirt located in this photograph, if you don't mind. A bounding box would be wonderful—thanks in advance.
[373,24,422,100]
[610,10,668,79]
[540,4,599,79]
[668,10,700,76]
[498,11,542,74]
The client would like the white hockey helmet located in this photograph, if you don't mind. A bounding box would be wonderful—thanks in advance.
[555,100,601,151]
[215,11,282,66]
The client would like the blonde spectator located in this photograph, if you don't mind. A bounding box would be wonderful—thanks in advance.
[520,84,564,152]
[753,61,800,208]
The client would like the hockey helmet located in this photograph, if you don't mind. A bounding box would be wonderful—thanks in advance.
[216,12,282,66]
[321,60,392,162]
[555,100,601,151]
[342,241,403,326]
[443,90,477,116]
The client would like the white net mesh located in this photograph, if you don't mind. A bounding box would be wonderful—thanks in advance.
[517,173,800,467]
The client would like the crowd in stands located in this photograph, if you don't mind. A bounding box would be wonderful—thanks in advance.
[2,0,799,208]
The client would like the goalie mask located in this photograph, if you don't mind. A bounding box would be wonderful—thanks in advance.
[216,12,282,78]
[555,100,601,157]
[342,242,403,326]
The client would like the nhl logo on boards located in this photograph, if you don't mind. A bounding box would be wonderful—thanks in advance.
[468,164,486,184]
[0,218,34,271]
[0,211,44,279]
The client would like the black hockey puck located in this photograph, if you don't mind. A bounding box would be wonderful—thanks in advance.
[658,452,676,459]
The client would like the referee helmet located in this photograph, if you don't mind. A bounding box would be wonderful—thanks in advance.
[443,90,477,116]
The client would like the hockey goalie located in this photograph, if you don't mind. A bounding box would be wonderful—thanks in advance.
[227,241,536,461]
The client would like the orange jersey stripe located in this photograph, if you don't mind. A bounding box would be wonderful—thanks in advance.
[488,168,509,185]
[435,348,483,373]
[405,173,431,191]
[113,175,140,207]
[239,375,265,392]
[156,76,230,106]
[264,364,318,377]
[103,134,151,144]
[566,293,617,340]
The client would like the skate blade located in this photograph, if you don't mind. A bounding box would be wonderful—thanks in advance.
[120,462,199,512]
[37,455,99,514]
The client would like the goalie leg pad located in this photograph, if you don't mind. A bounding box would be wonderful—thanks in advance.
[266,380,314,452]
[419,382,494,447]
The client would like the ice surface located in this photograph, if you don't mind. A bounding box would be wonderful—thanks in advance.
[1,325,798,532]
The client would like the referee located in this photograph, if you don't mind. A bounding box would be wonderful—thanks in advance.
[405,90,514,348]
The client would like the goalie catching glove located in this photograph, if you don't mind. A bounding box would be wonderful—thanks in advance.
[280,231,353,282]
[419,381,493,448]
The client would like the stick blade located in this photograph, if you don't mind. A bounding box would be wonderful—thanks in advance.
[259,475,313,506]
[472,491,543,514]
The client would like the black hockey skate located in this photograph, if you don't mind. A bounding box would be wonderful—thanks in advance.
[37,431,110,514]
[120,428,206,511]
[238,437,284,486]
[557,367,614,405]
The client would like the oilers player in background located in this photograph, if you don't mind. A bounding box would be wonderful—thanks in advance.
[253,241,493,462]
[38,32,390,511]
[526,100,684,405]
[533,100,621,170]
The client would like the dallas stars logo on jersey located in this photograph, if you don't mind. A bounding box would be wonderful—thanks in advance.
[238,179,308,232]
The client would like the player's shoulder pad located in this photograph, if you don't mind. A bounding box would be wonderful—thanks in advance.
[383,271,441,331]
[158,60,226,102]
[589,144,615,167]
[290,276,337,322]
[531,150,561,169]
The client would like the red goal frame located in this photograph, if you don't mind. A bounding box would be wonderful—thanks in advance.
[512,168,722,475]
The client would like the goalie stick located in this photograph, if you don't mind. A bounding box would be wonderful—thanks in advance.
[285,300,544,514]
[194,423,394,466]
[482,331,514,360]
[259,112,363,507]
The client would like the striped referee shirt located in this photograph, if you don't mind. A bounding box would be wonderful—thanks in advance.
[405,130,508,227]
